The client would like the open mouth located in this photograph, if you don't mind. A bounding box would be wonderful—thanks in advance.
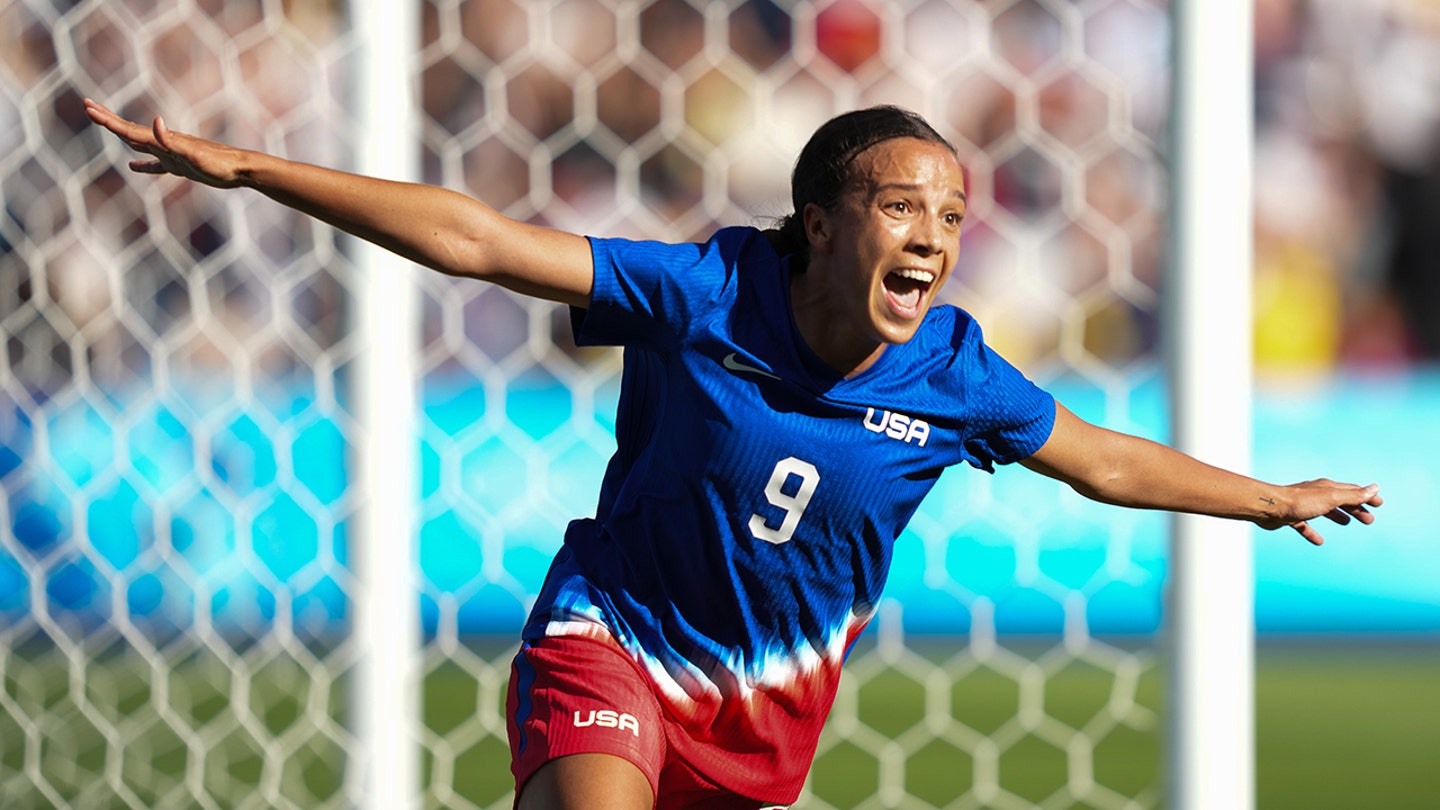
[882,268,935,319]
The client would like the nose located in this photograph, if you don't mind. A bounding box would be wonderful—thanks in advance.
[907,213,944,257]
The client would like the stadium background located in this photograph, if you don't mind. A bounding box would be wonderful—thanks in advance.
[2,0,1436,808]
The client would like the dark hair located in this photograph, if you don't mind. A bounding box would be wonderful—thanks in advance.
[766,105,956,265]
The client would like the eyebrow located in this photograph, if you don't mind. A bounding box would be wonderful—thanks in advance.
[870,182,968,203]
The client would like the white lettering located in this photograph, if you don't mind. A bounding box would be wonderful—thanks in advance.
[749,457,820,545]
[885,413,910,440]
[862,407,887,434]
[906,420,930,447]
[863,408,930,447]
[573,708,640,737]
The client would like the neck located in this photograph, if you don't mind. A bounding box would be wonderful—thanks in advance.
[789,271,886,378]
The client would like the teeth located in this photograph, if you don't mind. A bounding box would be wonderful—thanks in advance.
[896,268,935,284]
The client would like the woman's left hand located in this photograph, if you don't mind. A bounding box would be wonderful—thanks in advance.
[1257,480,1382,546]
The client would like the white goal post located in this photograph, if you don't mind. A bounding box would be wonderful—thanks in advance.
[0,2,1241,808]
[1166,1,1256,808]
[353,2,421,810]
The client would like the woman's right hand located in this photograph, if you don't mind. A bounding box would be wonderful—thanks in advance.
[84,98,594,307]
[85,99,248,189]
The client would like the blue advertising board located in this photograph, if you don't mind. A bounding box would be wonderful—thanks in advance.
[2,370,1434,638]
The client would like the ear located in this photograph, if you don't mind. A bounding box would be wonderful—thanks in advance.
[802,202,833,254]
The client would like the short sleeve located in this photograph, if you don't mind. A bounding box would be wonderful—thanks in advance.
[571,229,754,350]
[949,316,1056,471]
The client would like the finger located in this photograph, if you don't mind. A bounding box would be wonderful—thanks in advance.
[1322,507,1352,526]
[130,159,166,174]
[88,104,141,136]
[83,99,108,125]
[83,97,115,123]
[1291,521,1325,546]
[89,106,155,148]
[153,115,172,148]
[1343,504,1376,525]
[1350,483,1382,506]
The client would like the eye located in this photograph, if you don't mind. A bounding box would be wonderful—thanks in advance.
[885,200,912,215]
[943,211,964,227]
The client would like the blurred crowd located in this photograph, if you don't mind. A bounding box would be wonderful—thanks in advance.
[1253,0,1440,373]
[3,0,1439,398]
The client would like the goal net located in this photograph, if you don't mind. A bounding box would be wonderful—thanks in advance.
[1,1,1171,807]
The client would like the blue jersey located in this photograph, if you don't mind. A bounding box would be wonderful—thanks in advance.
[520,226,1054,797]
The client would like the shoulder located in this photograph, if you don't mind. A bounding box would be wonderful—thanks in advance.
[911,303,983,355]
[589,225,782,309]
[904,303,1039,391]
[577,226,780,344]
[590,225,776,269]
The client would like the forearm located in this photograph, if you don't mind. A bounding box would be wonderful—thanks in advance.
[235,149,591,305]
[1022,405,1285,525]
[1067,431,1282,523]
[1023,404,1381,545]
[237,150,492,279]
[86,100,594,305]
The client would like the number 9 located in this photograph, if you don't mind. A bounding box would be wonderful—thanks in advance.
[748,456,820,545]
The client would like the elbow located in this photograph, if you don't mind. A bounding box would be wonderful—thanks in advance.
[1068,467,1132,507]
[427,213,500,281]
[401,193,504,281]
[430,229,484,279]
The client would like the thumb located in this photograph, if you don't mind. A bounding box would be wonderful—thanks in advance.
[153,116,169,145]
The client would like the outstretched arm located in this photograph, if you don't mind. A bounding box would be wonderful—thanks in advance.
[1020,403,1382,546]
[84,99,593,308]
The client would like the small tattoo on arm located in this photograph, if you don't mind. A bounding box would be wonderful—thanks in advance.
[1259,497,1275,505]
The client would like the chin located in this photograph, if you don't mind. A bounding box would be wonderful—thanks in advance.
[872,296,935,344]
[875,317,924,346]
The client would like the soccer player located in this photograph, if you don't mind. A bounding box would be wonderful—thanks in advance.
[86,100,1382,810]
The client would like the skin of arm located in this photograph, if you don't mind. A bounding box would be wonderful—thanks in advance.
[84,100,593,308]
[89,101,1384,546]
[1021,403,1382,546]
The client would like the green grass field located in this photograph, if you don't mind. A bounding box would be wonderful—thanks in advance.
[3,640,1437,808]
[434,639,1440,809]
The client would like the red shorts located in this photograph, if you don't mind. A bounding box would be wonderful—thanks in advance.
[506,635,790,810]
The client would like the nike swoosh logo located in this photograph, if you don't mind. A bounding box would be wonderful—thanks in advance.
[722,352,781,380]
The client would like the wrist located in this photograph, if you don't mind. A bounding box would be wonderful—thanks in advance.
[1251,485,1289,526]
[232,147,270,190]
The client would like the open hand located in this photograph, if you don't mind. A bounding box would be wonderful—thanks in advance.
[1257,480,1383,546]
[84,99,247,189]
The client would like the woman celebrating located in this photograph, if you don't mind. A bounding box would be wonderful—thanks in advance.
[87,100,1381,810]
